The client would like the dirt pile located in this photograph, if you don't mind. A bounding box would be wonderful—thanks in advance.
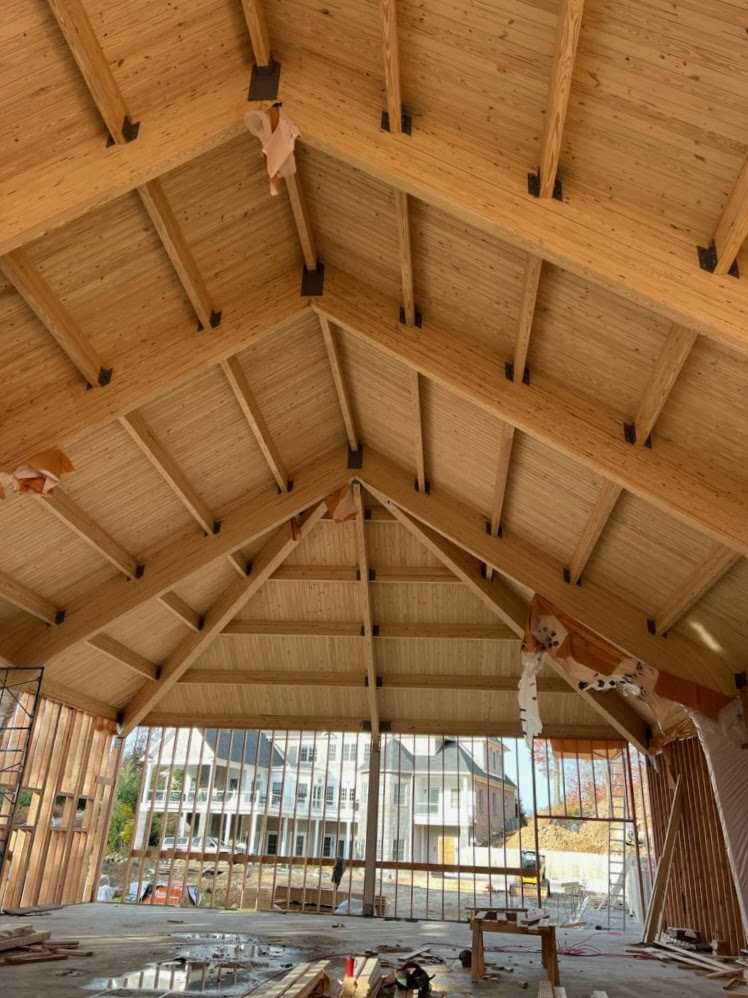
[506,817,609,854]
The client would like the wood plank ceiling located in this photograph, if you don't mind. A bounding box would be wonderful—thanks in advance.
[0,0,747,743]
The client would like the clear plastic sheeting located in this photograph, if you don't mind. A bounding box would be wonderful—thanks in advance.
[693,702,748,939]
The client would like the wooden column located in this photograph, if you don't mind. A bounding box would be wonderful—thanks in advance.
[362,740,381,917]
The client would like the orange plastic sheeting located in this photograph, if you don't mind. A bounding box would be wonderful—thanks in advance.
[0,449,74,500]
[325,484,358,523]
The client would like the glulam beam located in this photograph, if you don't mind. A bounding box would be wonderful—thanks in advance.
[630,324,699,446]
[88,633,158,681]
[180,670,566,692]
[511,255,542,383]
[38,490,140,579]
[0,249,111,388]
[240,0,271,65]
[379,0,404,133]
[0,571,63,626]
[159,591,202,632]
[566,480,622,585]
[319,316,360,452]
[285,172,318,272]
[650,545,741,637]
[709,150,748,277]
[221,620,517,639]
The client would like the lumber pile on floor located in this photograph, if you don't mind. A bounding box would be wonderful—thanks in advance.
[539,985,609,997]
[343,957,383,998]
[250,961,330,998]
[0,923,91,965]
[631,941,748,994]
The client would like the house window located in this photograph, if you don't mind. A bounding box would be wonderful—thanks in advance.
[478,790,484,812]
[300,744,317,763]
[271,782,282,805]
[364,743,371,762]
[392,839,405,861]
[295,834,305,857]
[328,744,337,762]
[267,833,278,856]
[312,785,323,808]
[322,835,334,858]
[450,789,459,807]
[341,787,355,805]
[391,782,406,805]
[492,792,497,815]
[297,783,308,803]
[343,744,357,762]
[326,785,335,806]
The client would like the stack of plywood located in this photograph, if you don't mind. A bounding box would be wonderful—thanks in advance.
[249,961,330,998]
[343,957,383,998]
[0,923,91,965]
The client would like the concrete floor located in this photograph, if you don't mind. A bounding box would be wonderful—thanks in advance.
[0,903,726,998]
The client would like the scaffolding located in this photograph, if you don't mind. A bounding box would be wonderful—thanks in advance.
[0,667,43,882]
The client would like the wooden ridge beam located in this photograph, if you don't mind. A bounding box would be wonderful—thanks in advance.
[220,620,517,639]
[143,711,618,740]
[354,484,380,738]
[38,489,140,579]
[47,0,138,145]
[136,180,219,331]
[0,269,307,471]
[285,172,318,272]
[0,571,63,626]
[179,669,567,692]
[315,268,748,558]
[88,633,158,681]
[12,446,349,667]
[536,0,585,198]
[121,503,327,733]
[567,480,623,586]
[270,564,456,583]
[357,446,736,695]
[379,0,404,133]
[120,410,219,534]
[240,0,271,65]
[511,255,542,383]
[220,355,289,492]
[630,324,699,446]
[710,149,748,277]
[158,591,202,632]
[380,505,526,637]
[0,249,110,388]
[651,545,741,637]
[318,315,359,452]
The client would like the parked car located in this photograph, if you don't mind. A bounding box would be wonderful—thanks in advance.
[162,836,190,851]
[190,836,246,853]
[127,881,199,905]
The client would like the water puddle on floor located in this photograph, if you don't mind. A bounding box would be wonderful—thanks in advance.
[86,934,303,996]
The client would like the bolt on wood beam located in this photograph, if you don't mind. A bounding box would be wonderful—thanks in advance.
[537,0,585,197]
[37,489,140,579]
[319,316,360,452]
[136,180,219,331]
[0,570,63,626]
[46,0,138,145]
[379,0,404,132]
[651,544,741,636]
[220,355,290,493]
[0,249,111,388]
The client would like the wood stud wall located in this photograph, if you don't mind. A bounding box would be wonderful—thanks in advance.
[0,697,121,910]
[648,738,746,955]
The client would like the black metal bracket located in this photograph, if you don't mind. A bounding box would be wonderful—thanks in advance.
[54,609,67,626]
[248,60,282,102]
[364,676,384,688]
[527,170,563,201]
[198,617,205,631]
[245,561,253,576]
[277,479,295,495]
[116,710,125,726]
[372,624,380,637]
[348,445,364,469]
[360,625,366,637]
[399,307,423,328]
[646,618,657,636]
[736,671,747,691]
[301,262,325,296]
[381,110,412,135]
[485,520,503,539]
[364,506,372,520]
[134,563,145,579]
[106,116,140,147]
[98,367,113,387]
[414,478,431,494]
[356,568,361,581]
[623,422,652,448]
[369,568,376,581]
[505,361,530,385]
[562,567,582,587]
[212,521,222,535]
[197,310,223,332]
[697,241,739,278]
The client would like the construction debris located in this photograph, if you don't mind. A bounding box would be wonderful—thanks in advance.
[343,956,383,998]
[252,961,330,998]
[0,923,89,966]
